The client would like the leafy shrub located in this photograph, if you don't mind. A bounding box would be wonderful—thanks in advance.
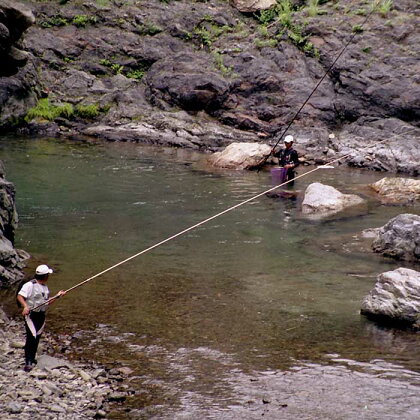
[25,98,74,122]
[72,15,97,27]
[40,16,68,28]
[254,39,278,49]
[352,24,363,33]
[126,69,146,80]
[213,51,233,76]
[75,104,100,119]
[136,22,163,36]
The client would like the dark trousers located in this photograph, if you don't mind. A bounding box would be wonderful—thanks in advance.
[24,311,46,364]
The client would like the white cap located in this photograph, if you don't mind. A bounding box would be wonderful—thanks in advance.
[36,264,53,275]
[284,135,294,143]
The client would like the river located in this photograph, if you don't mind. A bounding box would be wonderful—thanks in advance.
[1,136,419,419]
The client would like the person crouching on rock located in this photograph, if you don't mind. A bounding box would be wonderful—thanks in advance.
[273,135,300,185]
[16,264,66,372]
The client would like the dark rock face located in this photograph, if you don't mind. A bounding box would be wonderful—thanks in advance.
[0,163,29,287]
[372,214,420,262]
[0,0,418,173]
[0,0,34,77]
[0,0,38,130]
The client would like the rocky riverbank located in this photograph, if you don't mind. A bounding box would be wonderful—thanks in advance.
[0,308,131,419]
[1,0,419,174]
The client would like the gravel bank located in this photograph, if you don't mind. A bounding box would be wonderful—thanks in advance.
[0,308,131,419]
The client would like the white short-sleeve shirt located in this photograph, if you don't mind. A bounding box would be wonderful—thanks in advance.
[19,280,50,312]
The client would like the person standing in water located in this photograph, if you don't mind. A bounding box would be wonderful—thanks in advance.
[17,264,66,372]
[273,135,300,185]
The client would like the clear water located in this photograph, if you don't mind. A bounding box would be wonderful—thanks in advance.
[1,136,419,417]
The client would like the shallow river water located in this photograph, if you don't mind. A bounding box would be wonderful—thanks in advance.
[1,136,419,419]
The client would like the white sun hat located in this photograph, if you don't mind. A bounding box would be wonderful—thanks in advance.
[36,264,53,275]
[284,135,294,143]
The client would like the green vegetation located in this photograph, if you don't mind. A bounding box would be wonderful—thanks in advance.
[254,38,278,49]
[212,51,233,76]
[372,0,393,17]
[307,0,320,17]
[253,0,321,57]
[136,22,163,36]
[25,98,106,122]
[193,22,233,48]
[362,46,372,53]
[40,16,68,28]
[72,15,97,27]
[352,24,364,33]
[99,58,123,74]
[126,69,146,80]
[75,104,100,119]
[25,98,73,122]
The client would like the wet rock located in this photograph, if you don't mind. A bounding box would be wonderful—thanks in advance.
[301,183,365,218]
[372,214,420,262]
[369,177,420,205]
[208,142,272,170]
[361,268,420,328]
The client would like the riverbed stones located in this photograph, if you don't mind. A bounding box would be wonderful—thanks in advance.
[369,177,420,205]
[301,182,365,218]
[372,214,420,262]
[0,308,130,419]
[361,268,420,328]
[208,142,272,169]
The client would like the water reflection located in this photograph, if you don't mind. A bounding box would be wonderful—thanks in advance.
[1,136,419,416]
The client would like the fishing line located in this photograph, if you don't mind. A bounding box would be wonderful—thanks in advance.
[32,137,389,311]
[262,4,377,163]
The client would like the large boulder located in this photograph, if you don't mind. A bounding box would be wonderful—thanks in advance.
[372,214,420,261]
[208,142,272,169]
[361,268,420,329]
[0,0,35,77]
[0,165,28,287]
[301,182,365,217]
[369,177,420,205]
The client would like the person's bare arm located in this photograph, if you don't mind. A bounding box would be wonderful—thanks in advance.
[17,295,30,316]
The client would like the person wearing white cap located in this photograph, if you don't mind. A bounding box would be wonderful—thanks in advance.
[272,135,300,185]
[17,264,66,372]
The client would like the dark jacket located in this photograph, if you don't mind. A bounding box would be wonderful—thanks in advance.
[274,147,300,168]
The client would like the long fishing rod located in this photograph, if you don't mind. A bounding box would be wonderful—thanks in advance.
[261,5,376,164]
[32,137,389,312]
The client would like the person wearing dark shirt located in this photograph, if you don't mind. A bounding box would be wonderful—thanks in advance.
[273,135,300,185]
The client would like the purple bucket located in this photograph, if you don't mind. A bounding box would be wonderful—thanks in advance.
[271,167,287,185]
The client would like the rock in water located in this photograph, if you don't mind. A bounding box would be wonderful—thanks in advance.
[369,177,420,205]
[361,268,420,328]
[372,214,420,262]
[208,142,272,170]
[301,182,365,217]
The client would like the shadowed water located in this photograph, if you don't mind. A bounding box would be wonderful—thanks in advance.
[1,136,419,418]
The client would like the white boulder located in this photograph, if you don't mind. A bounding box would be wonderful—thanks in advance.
[301,182,365,217]
[208,142,272,170]
[361,268,420,328]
